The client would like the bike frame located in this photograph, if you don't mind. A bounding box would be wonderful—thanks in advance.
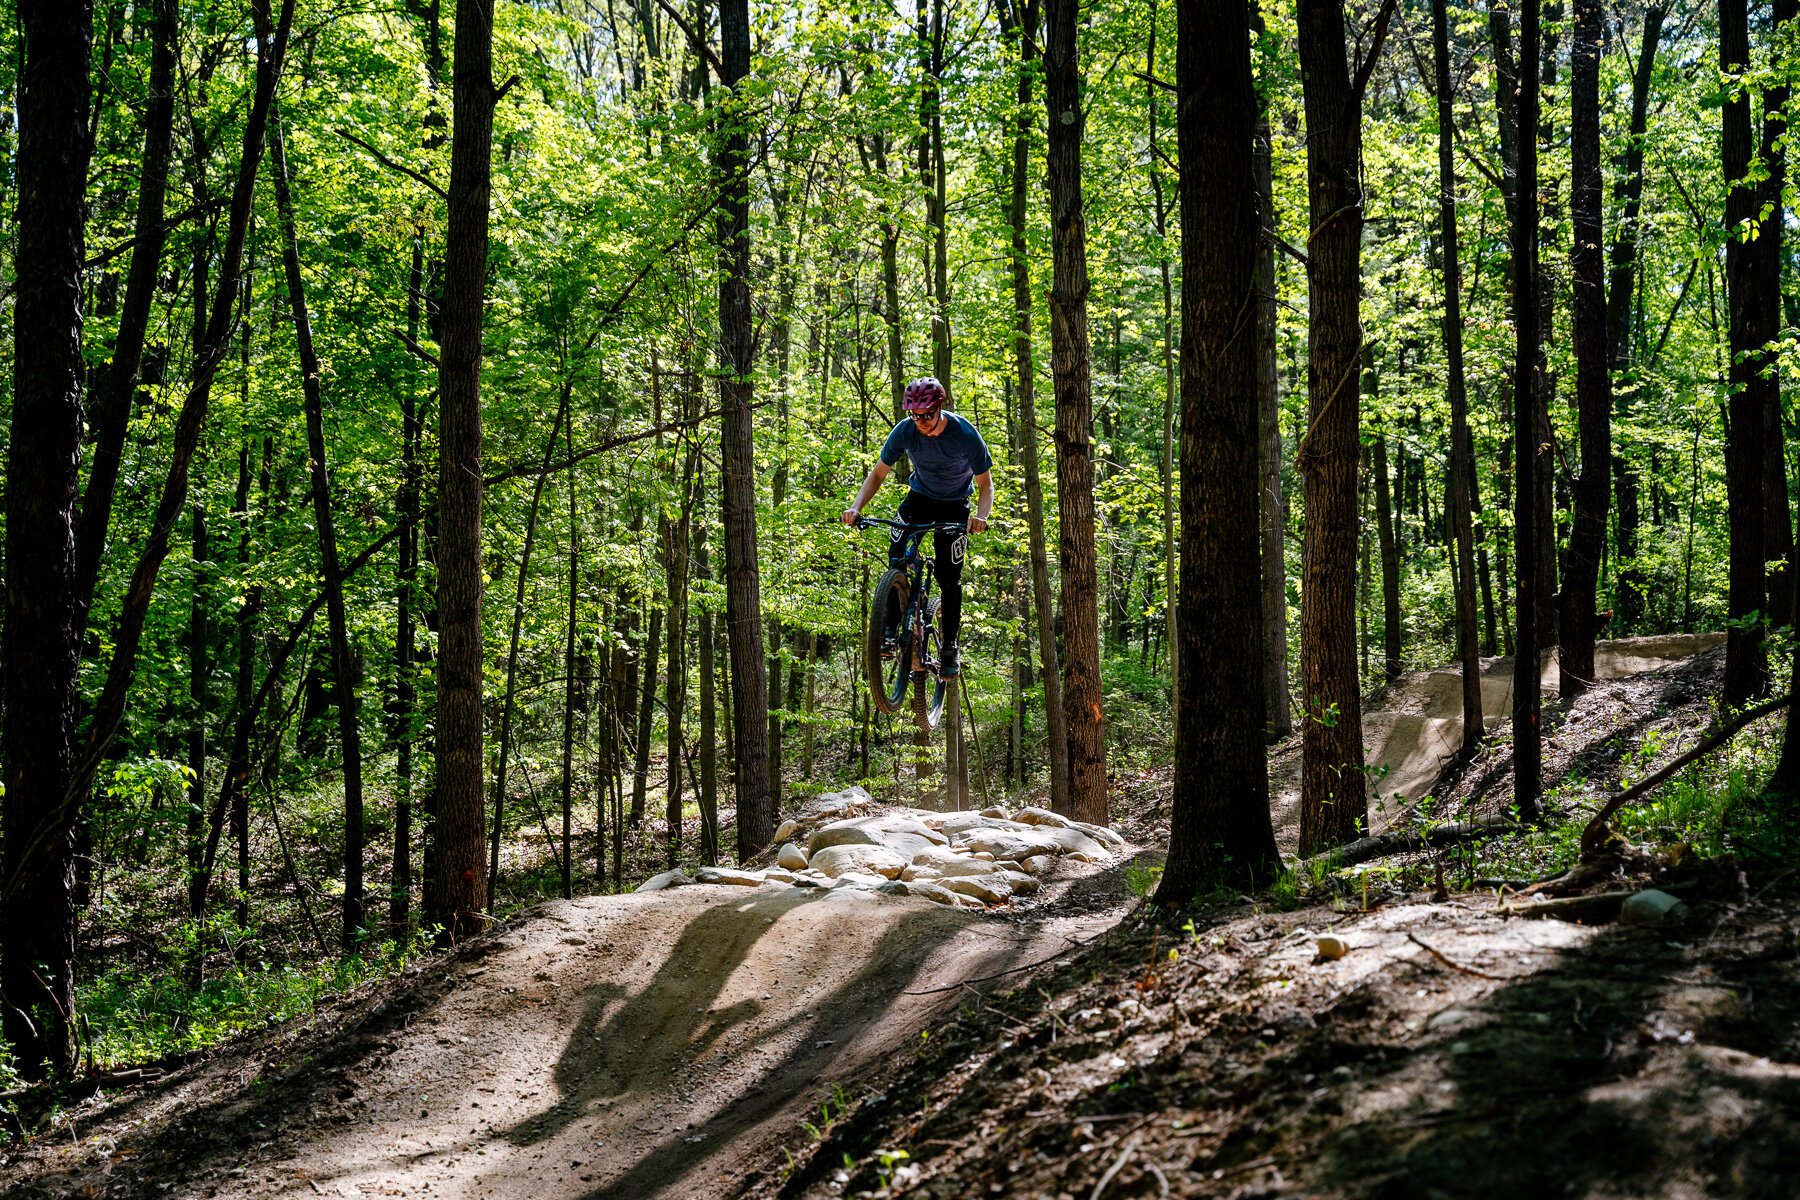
[857,517,965,678]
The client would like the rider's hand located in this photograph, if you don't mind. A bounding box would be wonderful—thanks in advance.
[841,509,862,527]
[969,516,988,535]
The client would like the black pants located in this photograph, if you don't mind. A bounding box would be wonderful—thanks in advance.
[890,491,970,648]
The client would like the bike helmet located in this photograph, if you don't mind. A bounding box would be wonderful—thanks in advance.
[903,376,947,416]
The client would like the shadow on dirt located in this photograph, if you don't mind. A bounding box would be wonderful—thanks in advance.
[1303,894,1800,1197]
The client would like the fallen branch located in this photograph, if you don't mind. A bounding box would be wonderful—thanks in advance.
[1581,693,1791,856]
[1406,931,1510,980]
[1303,817,1521,872]
[1500,890,1635,923]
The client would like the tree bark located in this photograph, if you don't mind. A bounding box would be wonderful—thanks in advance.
[1559,0,1609,701]
[1431,0,1483,754]
[1044,0,1108,826]
[1,0,94,1081]
[1373,427,1402,683]
[429,0,497,937]
[1296,0,1370,854]
[1759,0,1796,627]
[718,0,775,858]
[1157,0,1282,905]
[271,119,368,948]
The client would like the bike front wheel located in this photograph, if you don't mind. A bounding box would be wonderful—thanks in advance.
[866,567,912,714]
[913,596,948,732]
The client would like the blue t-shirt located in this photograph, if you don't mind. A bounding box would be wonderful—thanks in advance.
[880,414,994,501]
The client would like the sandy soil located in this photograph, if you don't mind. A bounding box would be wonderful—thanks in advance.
[1,865,1133,1200]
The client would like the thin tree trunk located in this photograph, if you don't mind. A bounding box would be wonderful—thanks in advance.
[391,235,426,929]
[998,0,1068,815]
[718,0,775,859]
[1722,0,1772,706]
[1560,0,1610,701]
[664,442,696,869]
[1432,0,1483,753]
[1253,36,1291,741]
[631,606,663,827]
[72,0,178,630]
[697,528,719,866]
[1,0,95,1080]
[271,119,367,948]
[1759,0,1796,626]
[186,502,210,884]
[1606,4,1665,628]
[1045,0,1108,827]
[1512,0,1544,819]
[561,416,580,901]
[1147,3,1179,713]
[1157,0,1282,905]
[429,0,498,937]
[1374,429,1402,683]
[488,388,573,907]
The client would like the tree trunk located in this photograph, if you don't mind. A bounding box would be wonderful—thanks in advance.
[632,605,663,827]
[1157,0,1282,905]
[1296,0,1369,854]
[1559,0,1609,702]
[428,0,497,937]
[560,416,580,901]
[999,0,1068,814]
[1147,5,1178,711]
[1511,0,1544,819]
[186,501,210,884]
[1044,0,1108,827]
[718,0,775,858]
[1432,0,1483,754]
[1722,0,1773,706]
[664,444,696,869]
[271,119,367,948]
[1,0,94,1081]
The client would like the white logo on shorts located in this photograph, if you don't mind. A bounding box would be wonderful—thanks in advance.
[950,534,966,565]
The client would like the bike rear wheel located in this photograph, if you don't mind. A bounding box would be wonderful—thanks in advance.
[866,567,912,714]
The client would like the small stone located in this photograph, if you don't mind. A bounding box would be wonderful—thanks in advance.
[777,842,809,870]
[1316,935,1349,961]
[995,870,1041,896]
[1015,854,1054,876]
[1620,889,1688,927]
[774,819,802,843]
[636,869,692,893]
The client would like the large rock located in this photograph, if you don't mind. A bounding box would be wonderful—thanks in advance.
[694,867,765,887]
[878,880,971,908]
[809,843,908,880]
[828,871,890,890]
[777,842,810,870]
[941,875,1011,906]
[995,869,1041,896]
[808,815,946,859]
[636,869,692,893]
[965,824,1113,862]
[1070,820,1128,849]
[937,812,1032,838]
[933,856,1004,879]
[773,818,802,844]
[1013,806,1072,829]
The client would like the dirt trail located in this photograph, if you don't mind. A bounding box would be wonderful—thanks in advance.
[1269,633,1723,851]
[7,861,1130,1200]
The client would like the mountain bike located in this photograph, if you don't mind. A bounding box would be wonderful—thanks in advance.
[854,517,966,733]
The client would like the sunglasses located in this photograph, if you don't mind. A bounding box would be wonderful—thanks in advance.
[909,409,941,424]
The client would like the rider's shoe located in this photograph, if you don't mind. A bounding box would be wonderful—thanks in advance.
[939,641,961,678]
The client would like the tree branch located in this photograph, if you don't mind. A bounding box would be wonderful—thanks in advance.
[1352,0,1403,104]
[652,0,725,79]
[335,128,448,200]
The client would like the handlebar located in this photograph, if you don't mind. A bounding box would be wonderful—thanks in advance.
[853,517,968,534]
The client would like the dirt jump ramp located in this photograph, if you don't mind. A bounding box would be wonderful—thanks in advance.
[1269,633,1724,853]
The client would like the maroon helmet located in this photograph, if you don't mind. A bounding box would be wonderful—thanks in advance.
[903,376,946,416]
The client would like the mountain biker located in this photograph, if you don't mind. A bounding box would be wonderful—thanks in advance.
[840,376,994,678]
